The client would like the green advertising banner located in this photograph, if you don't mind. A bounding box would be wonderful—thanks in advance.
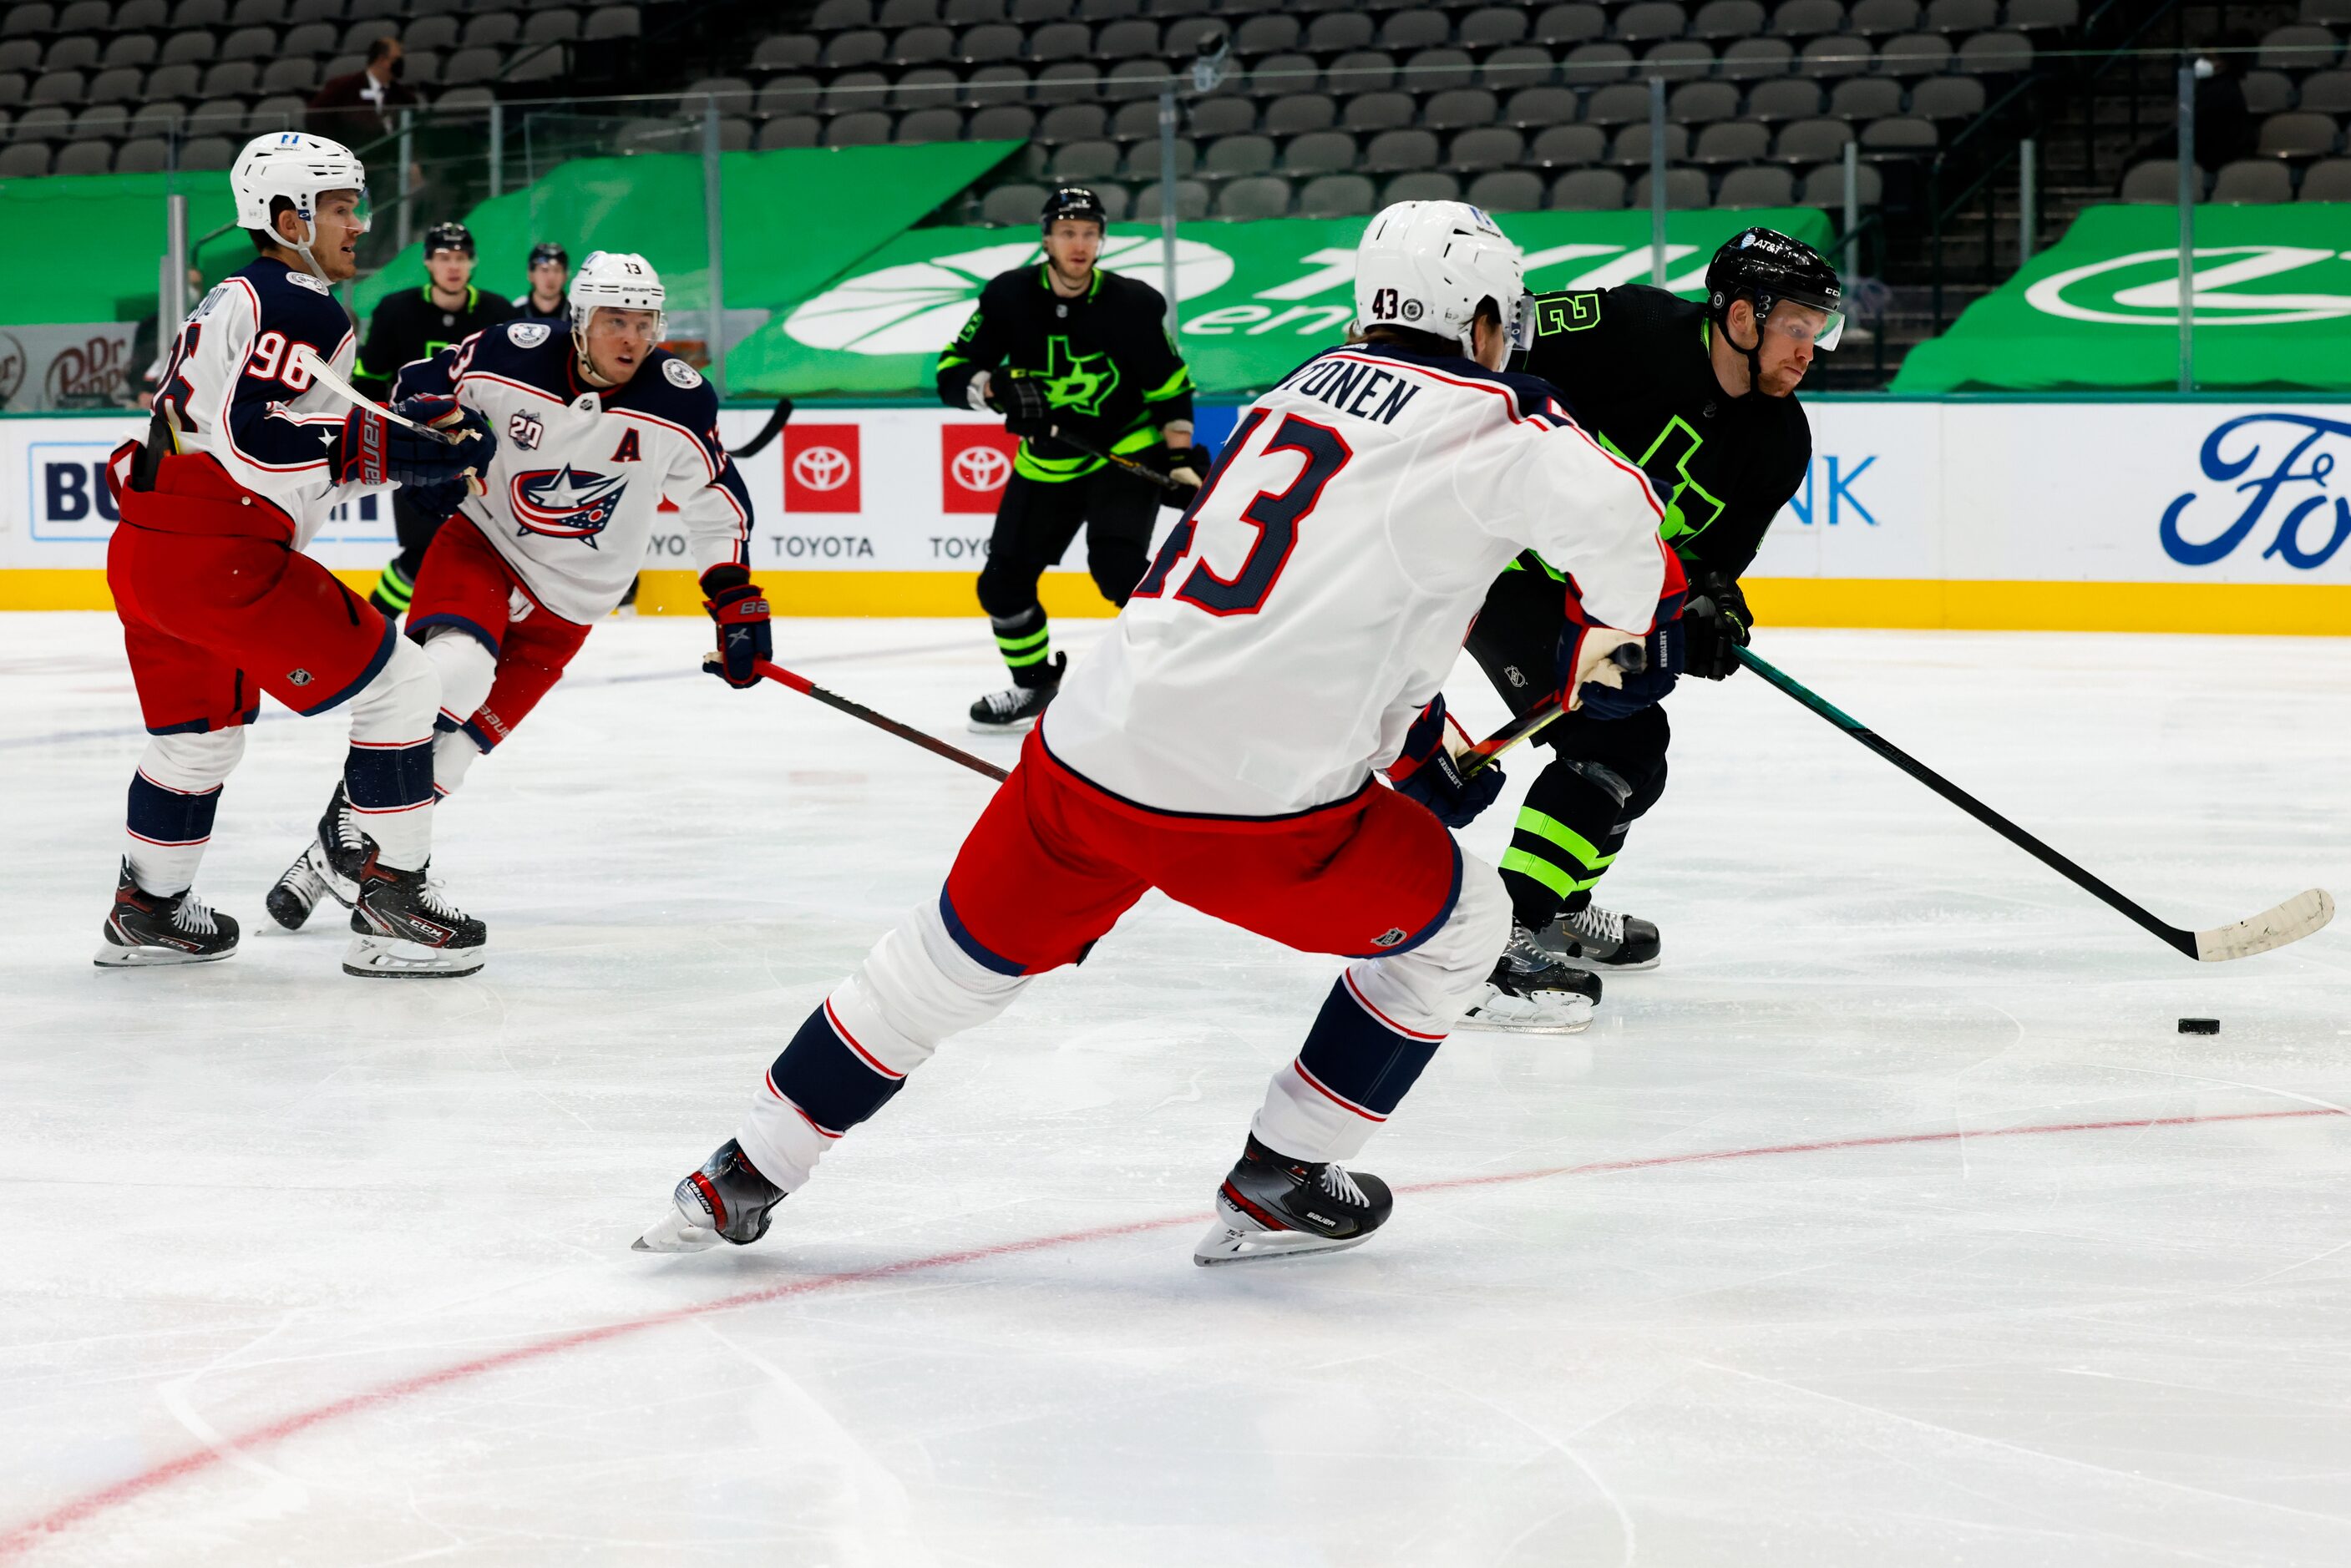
[353,140,1022,319]
[1895,203,2351,392]
[727,207,1836,397]
[0,172,247,325]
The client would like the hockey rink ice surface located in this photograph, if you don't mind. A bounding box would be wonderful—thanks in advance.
[2,610,2348,1566]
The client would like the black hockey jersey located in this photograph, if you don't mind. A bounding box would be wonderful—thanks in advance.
[1518,283,1810,581]
[935,264,1193,483]
[352,284,516,399]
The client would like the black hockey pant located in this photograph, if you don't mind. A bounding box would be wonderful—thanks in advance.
[976,467,1158,689]
[1464,564,1672,933]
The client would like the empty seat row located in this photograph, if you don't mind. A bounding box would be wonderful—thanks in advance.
[2120,155,2351,204]
[0,129,241,176]
[0,28,631,106]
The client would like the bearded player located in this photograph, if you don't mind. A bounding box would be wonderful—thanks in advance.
[636,201,1683,1267]
[262,251,760,933]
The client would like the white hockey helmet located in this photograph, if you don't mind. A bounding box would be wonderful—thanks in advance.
[568,250,666,340]
[1353,200,1532,354]
[232,131,367,276]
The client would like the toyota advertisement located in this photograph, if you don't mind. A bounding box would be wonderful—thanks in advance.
[3,401,2346,620]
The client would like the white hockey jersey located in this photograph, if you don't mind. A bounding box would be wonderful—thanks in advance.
[153,256,383,545]
[1041,342,1675,818]
[396,321,753,625]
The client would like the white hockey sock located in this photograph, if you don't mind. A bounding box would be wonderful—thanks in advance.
[738,895,1032,1191]
[343,634,438,871]
[123,729,245,895]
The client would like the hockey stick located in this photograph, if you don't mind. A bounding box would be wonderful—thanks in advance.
[1043,423,1187,491]
[288,345,460,441]
[728,395,795,459]
[1735,645,2335,963]
[735,656,1009,783]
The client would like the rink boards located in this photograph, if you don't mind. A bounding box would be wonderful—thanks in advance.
[3,397,2347,633]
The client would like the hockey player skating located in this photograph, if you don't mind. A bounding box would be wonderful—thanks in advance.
[637,201,1684,1265]
[264,251,761,935]
[1458,227,1837,1029]
[355,220,517,615]
[94,131,498,977]
[513,240,569,323]
[934,185,1205,734]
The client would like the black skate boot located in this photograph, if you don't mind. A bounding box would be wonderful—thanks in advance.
[1457,923,1602,1034]
[264,784,362,931]
[342,852,488,979]
[1195,1133,1394,1265]
[967,651,1065,735]
[94,860,240,967]
[1546,897,1661,973]
[633,1138,788,1252]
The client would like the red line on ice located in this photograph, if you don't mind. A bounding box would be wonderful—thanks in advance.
[2,1104,2338,1560]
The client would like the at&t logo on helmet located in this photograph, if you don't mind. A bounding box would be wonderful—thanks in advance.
[783,423,863,513]
[509,465,628,545]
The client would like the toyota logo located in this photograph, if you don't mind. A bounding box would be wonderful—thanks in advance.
[951,444,1011,493]
[793,446,853,491]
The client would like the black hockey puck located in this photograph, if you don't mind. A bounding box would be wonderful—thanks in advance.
[2178,1018,2220,1034]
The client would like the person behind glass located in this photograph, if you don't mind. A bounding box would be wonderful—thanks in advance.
[514,241,570,323]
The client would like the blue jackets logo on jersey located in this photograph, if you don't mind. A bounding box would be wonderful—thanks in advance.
[509,463,628,545]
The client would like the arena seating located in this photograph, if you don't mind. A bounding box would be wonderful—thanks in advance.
[700,0,2075,219]
[0,0,657,175]
[2120,13,2351,203]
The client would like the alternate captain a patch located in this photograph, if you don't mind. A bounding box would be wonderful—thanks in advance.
[509,464,629,545]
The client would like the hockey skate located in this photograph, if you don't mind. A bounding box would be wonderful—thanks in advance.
[1544,899,1662,973]
[1195,1134,1393,1265]
[93,860,239,967]
[633,1139,787,1252]
[968,652,1065,734]
[342,853,487,979]
[264,785,362,931]
[1456,923,1601,1034]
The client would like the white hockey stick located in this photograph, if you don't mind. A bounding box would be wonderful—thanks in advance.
[289,344,459,442]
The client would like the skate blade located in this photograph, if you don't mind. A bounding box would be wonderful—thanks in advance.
[1453,994,1594,1035]
[965,716,1040,735]
[92,940,233,968]
[1193,1216,1370,1267]
[1550,953,1660,974]
[342,933,487,979]
[632,1203,722,1253]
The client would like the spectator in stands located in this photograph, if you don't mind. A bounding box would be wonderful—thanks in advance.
[2191,38,2258,171]
[307,38,418,151]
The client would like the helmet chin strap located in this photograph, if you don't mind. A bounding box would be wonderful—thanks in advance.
[1726,298,1768,398]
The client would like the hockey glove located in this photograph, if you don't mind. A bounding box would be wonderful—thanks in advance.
[700,564,772,689]
[334,396,496,492]
[1387,695,1505,828]
[1158,443,1213,507]
[991,372,1056,439]
[1682,571,1751,681]
[1557,555,1688,719]
[400,476,473,528]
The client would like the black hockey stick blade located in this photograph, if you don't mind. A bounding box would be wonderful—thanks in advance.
[1734,645,2335,963]
[728,396,796,459]
[730,656,1009,783]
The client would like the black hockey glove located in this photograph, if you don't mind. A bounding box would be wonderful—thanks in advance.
[401,476,473,527]
[700,563,772,689]
[1682,571,1751,681]
[991,372,1056,439]
[1156,443,1213,508]
[334,395,496,491]
[1390,695,1505,828]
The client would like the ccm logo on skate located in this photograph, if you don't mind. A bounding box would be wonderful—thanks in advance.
[941,425,1020,514]
[509,465,627,544]
[784,424,862,513]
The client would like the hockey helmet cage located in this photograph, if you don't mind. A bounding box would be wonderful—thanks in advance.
[529,240,570,269]
[1041,185,1108,231]
[423,220,476,258]
[1353,200,1531,354]
[567,250,666,340]
[231,131,367,278]
[1705,227,1844,352]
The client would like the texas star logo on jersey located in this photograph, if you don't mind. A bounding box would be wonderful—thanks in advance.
[509,463,628,545]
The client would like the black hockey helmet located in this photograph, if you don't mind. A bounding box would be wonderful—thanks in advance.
[528,240,569,268]
[423,220,475,258]
[1705,227,1843,351]
[1040,185,1107,232]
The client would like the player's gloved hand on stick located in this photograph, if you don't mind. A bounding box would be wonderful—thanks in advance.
[1682,570,1751,681]
[401,476,473,527]
[700,563,772,689]
[1154,443,1213,508]
[1557,558,1687,719]
[334,395,496,492]
[1388,695,1504,828]
[991,372,1056,439]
